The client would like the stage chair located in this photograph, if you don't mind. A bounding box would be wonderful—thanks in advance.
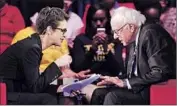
[0,82,7,105]
[150,79,176,105]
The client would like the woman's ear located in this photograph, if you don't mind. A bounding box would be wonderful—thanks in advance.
[46,26,53,35]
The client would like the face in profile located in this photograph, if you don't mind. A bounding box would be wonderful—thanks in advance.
[91,9,108,30]
[64,0,72,12]
[47,20,67,46]
[113,24,136,46]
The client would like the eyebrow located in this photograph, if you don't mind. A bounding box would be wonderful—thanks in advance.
[113,24,127,32]
[117,24,127,30]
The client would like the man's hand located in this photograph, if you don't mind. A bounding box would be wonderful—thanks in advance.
[97,76,124,88]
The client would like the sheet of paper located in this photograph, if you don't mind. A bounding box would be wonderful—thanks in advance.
[61,74,100,95]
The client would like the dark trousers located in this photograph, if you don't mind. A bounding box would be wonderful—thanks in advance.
[7,85,76,105]
[90,87,146,105]
[8,92,58,105]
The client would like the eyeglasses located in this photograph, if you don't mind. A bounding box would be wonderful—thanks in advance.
[112,24,128,35]
[55,28,67,34]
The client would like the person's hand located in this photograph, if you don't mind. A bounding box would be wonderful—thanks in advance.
[54,54,72,67]
[97,76,124,88]
[92,32,108,50]
[75,69,91,79]
[96,32,108,42]
[59,68,77,79]
[59,68,91,80]
[70,90,82,97]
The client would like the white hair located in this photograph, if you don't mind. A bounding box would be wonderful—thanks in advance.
[111,7,146,30]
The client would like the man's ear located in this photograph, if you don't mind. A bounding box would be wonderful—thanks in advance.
[129,24,135,33]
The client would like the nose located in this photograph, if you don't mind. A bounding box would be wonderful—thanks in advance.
[61,34,66,40]
[64,32,67,37]
[96,20,101,26]
[63,35,66,39]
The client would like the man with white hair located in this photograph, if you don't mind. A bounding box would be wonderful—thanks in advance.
[91,7,176,105]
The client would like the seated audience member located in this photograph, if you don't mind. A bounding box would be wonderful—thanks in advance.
[98,0,119,16]
[64,0,84,48]
[0,7,88,105]
[11,12,38,44]
[0,0,25,55]
[134,0,162,24]
[71,3,125,103]
[91,7,176,105]
[159,0,169,12]
[134,0,176,42]
[160,0,176,41]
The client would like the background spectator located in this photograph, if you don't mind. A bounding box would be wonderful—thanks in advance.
[98,0,119,16]
[160,0,176,41]
[64,0,84,48]
[133,0,162,23]
[0,0,25,55]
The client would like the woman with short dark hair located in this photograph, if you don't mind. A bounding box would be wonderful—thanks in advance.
[0,7,87,105]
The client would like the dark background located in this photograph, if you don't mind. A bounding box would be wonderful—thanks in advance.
[5,0,176,26]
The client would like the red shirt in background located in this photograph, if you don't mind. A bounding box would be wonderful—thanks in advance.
[0,4,25,55]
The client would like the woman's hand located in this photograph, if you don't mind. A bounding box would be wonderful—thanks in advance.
[59,69,91,80]
[54,54,72,67]
[75,69,91,79]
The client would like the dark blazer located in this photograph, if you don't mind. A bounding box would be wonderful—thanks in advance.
[0,33,62,98]
[127,23,176,101]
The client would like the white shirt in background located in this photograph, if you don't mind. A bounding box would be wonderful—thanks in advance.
[65,12,84,48]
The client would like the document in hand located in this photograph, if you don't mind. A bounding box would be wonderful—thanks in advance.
[61,74,101,94]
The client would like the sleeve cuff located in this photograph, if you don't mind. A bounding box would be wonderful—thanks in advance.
[125,79,132,89]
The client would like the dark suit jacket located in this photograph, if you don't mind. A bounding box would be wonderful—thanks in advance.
[0,33,62,94]
[127,23,176,101]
